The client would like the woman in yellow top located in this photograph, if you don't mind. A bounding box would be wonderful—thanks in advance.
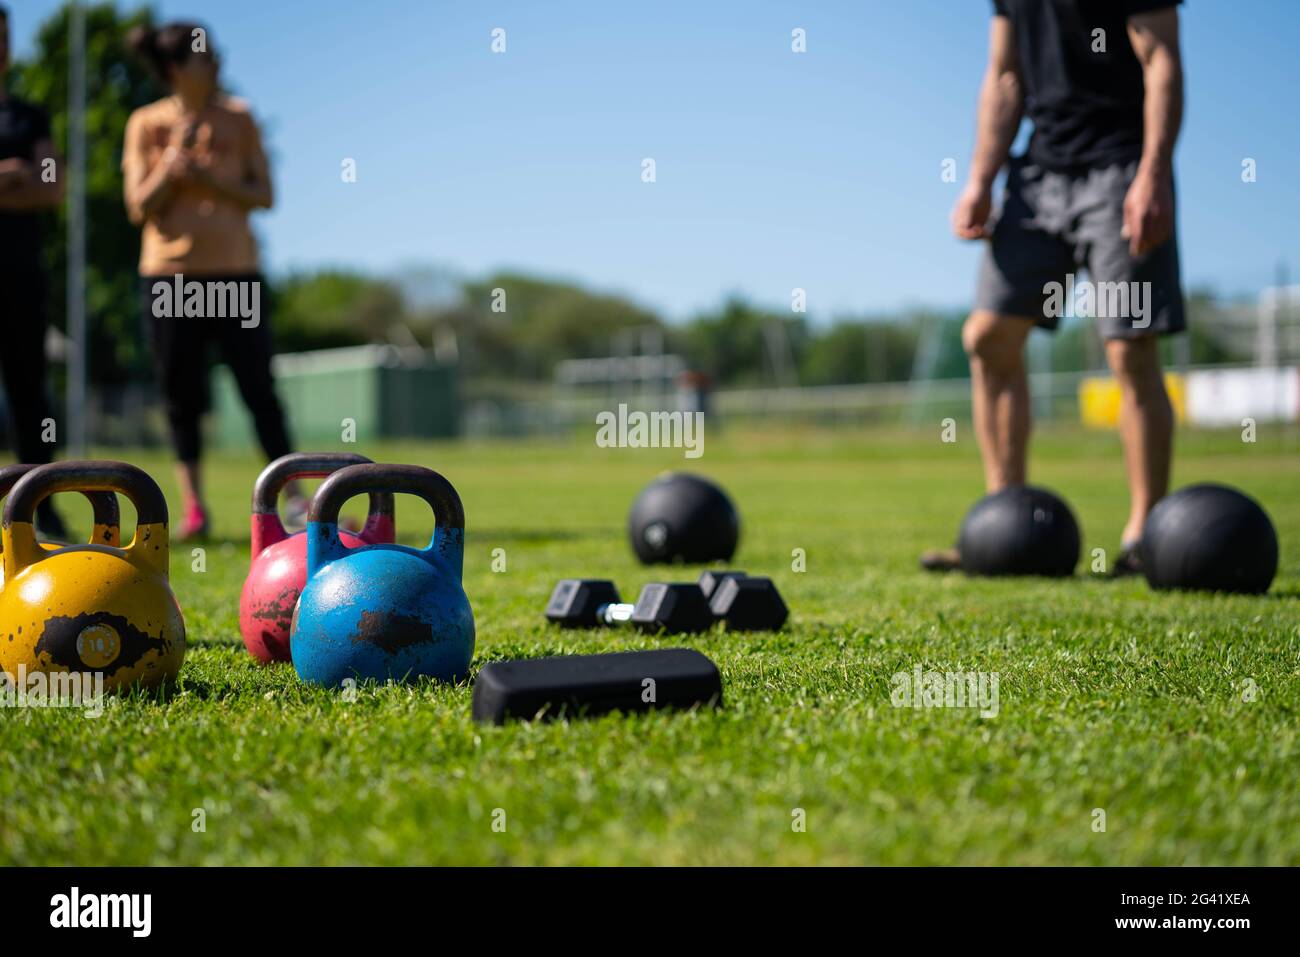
[123,21,295,539]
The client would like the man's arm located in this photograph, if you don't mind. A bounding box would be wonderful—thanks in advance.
[193,163,272,211]
[0,138,64,210]
[1124,7,1182,256]
[189,110,273,212]
[953,15,1024,240]
[122,113,192,225]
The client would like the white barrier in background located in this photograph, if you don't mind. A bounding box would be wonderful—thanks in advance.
[1184,367,1300,427]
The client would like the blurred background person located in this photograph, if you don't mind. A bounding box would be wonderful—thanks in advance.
[123,20,298,540]
[0,2,68,537]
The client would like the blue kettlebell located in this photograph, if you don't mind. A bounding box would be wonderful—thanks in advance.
[291,463,475,687]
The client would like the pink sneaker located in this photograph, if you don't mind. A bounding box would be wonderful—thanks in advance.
[178,501,211,542]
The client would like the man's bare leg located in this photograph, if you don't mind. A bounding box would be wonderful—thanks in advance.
[963,309,1035,491]
[1105,336,1173,551]
[921,309,1035,570]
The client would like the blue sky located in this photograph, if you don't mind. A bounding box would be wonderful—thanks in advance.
[13,0,1300,321]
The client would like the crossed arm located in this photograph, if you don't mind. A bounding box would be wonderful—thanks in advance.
[0,138,64,210]
[124,115,273,225]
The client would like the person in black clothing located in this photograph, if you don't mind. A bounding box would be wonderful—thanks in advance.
[925,1,1185,575]
[0,3,67,537]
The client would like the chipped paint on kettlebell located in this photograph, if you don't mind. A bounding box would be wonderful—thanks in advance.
[239,453,396,665]
[0,461,185,692]
[290,465,474,687]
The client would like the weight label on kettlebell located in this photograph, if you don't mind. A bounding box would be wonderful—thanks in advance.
[76,624,122,668]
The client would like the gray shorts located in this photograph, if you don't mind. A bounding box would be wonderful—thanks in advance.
[974,156,1186,339]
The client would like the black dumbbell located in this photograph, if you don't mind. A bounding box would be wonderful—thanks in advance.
[545,573,788,633]
[545,579,714,634]
[698,569,747,600]
[706,574,788,631]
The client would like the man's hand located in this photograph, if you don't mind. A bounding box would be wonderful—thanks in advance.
[1122,168,1174,257]
[952,182,994,240]
[160,146,195,184]
[0,158,28,190]
[158,119,203,183]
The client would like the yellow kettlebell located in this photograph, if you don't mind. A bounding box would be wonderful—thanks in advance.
[0,461,185,691]
[0,463,122,590]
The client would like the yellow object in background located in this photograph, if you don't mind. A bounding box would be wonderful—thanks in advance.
[1079,373,1185,428]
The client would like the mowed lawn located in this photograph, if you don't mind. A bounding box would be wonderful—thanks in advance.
[1,424,1296,865]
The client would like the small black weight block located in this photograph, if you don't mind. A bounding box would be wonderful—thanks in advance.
[472,648,723,724]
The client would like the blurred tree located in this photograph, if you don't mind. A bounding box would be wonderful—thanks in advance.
[799,319,923,385]
[272,270,406,353]
[912,310,969,381]
[673,297,811,388]
[1048,318,1092,373]
[450,272,662,380]
[12,3,162,383]
[1182,287,1238,365]
[677,298,764,386]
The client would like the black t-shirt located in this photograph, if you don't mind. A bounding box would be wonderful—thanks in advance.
[992,0,1181,171]
[0,95,51,271]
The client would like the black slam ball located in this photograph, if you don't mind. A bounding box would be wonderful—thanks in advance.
[1139,484,1278,594]
[957,486,1081,577]
[628,473,740,565]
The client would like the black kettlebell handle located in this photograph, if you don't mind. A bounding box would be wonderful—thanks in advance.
[310,464,464,532]
[0,463,120,534]
[253,452,395,522]
[3,461,167,528]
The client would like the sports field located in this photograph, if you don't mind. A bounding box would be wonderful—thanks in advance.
[1,425,1296,866]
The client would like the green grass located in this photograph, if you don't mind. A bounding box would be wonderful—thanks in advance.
[2,425,1297,865]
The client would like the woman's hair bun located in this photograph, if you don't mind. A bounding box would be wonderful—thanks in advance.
[125,24,157,58]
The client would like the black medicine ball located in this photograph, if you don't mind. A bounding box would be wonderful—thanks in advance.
[957,486,1081,577]
[628,473,740,565]
[1139,484,1278,594]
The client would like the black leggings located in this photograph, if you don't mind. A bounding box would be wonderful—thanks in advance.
[141,274,293,463]
[0,269,56,465]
